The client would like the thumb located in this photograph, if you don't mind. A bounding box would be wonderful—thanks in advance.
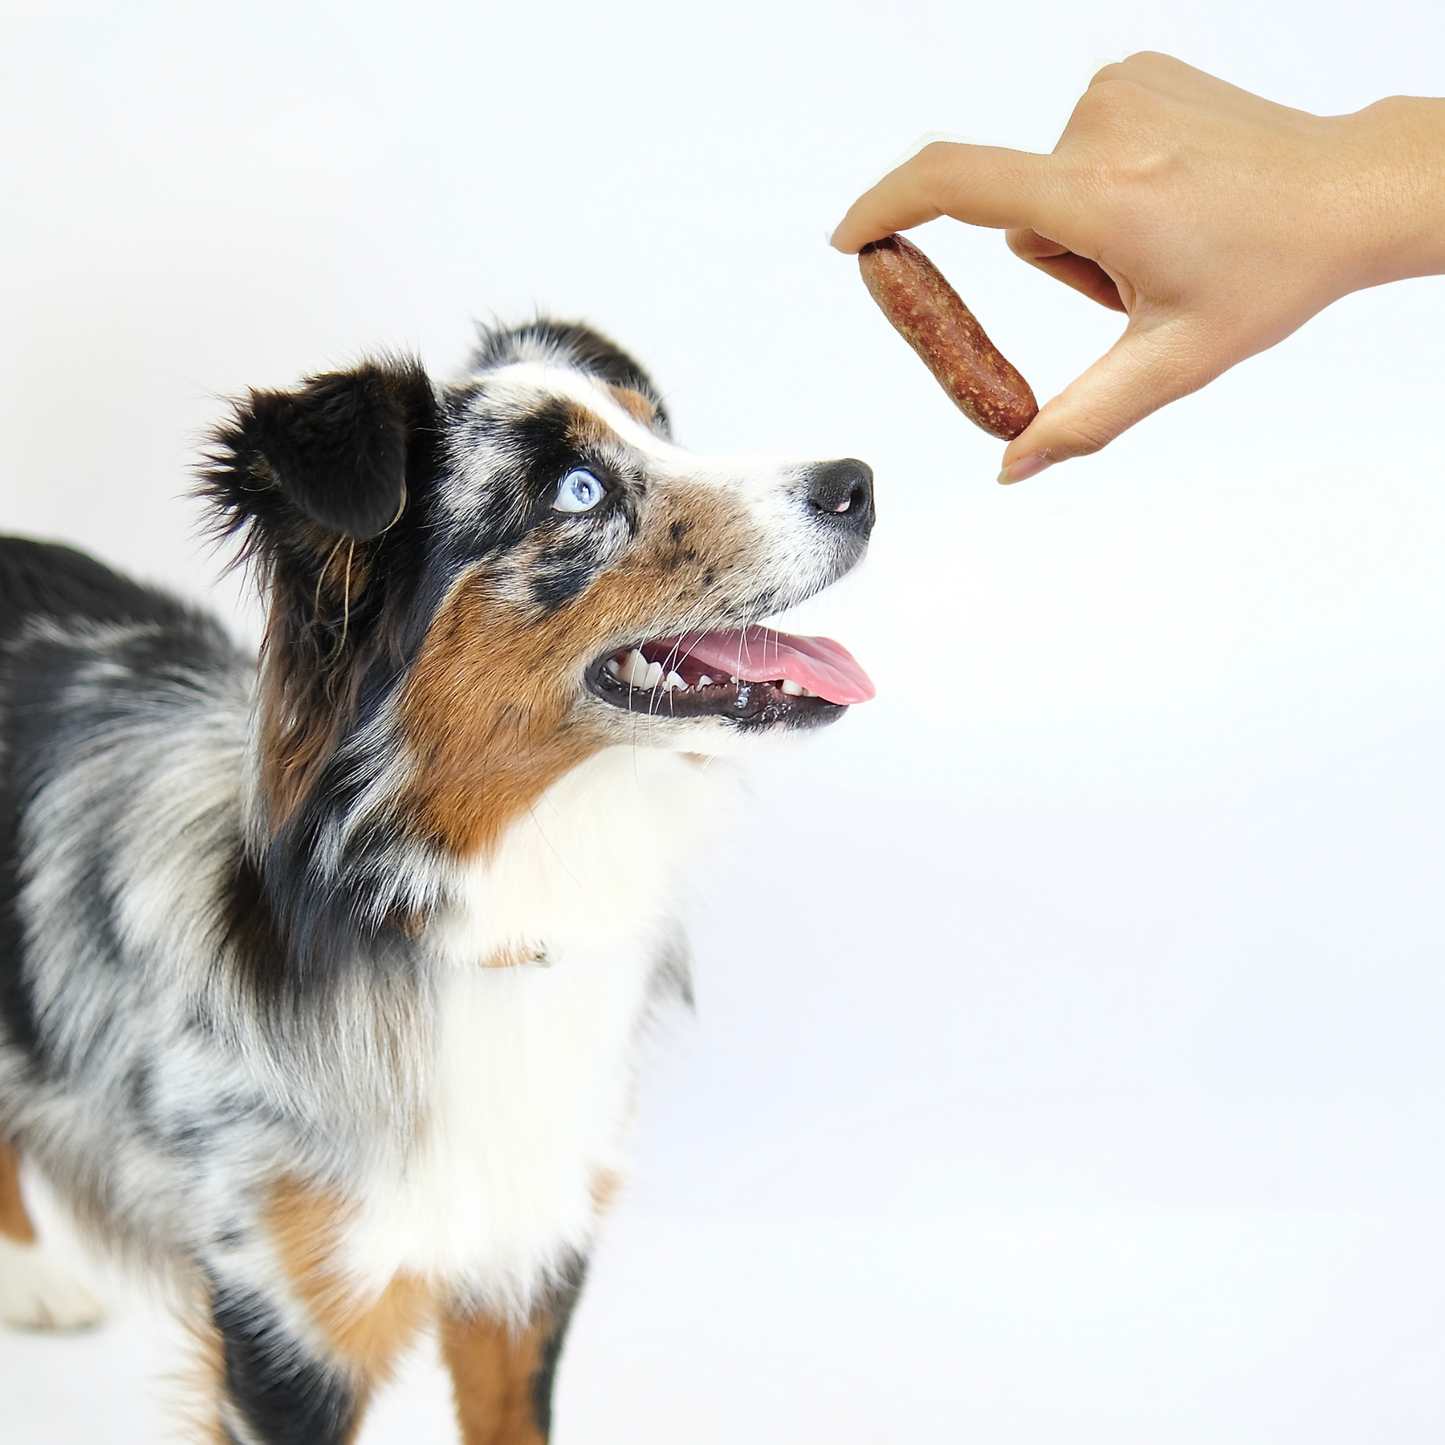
[998,313,1223,483]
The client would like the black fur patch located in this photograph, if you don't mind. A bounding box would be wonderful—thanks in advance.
[530,1256,588,1438]
[211,1283,360,1445]
[223,363,438,540]
[471,320,671,437]
[219,853,291,1004]
[529,533,602,611]
[0,538,196,638]
[251,777,422,1001]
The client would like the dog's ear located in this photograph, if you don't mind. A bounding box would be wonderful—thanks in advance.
[243,370,414,538]
[204,359,438,545]
[201,358,440,832]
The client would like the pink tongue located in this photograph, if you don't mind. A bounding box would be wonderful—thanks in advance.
[652,626,875,705]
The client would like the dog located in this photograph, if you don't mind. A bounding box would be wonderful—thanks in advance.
[0,319,874,1444]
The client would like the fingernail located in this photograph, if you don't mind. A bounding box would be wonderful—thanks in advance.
[997,452,1053,485]
[824,226,836,246]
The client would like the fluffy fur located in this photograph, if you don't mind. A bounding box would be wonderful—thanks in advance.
[0,320,873,1444]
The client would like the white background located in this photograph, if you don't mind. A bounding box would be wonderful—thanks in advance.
[3,1,1444,1440]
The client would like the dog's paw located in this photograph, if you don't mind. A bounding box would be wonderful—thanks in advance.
[0,1235,106,1331]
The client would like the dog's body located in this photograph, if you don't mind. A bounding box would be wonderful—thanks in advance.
[0,322,872,1443]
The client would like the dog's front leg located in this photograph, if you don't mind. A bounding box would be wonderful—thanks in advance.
[439,1271,585,1445]
[203,1227,431,1445]
[206,1280,374,1445]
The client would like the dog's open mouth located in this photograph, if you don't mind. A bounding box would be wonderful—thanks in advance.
[586,625,875,724]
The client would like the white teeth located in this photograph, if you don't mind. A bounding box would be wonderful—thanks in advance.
[618,649,650,687]
[802,686,818,698]
[780,678,804,696]
[620,650,664,689]
[612,653,752,695]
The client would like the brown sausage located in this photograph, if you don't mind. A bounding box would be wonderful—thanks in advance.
[858,233,1038,441]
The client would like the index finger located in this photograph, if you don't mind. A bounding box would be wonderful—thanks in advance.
[829,141,1053,254]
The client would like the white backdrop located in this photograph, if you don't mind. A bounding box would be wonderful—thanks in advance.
[3,2,1444,1441]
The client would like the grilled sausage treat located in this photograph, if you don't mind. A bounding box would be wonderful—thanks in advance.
[859,232,1038,441]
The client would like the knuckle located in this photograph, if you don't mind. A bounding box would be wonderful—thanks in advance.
[909,141,957,191]
[1076,75,1147,127]
[1095,51,1175,89]
[1064,131,1178,210]
[1089,60,1129,88]
[1123,49,1173,69]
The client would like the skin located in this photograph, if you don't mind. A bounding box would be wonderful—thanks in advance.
[830,52,1445,482]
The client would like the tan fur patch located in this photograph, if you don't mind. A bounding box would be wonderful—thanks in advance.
[257,540,379,831]
[258,635,333,831]
[267,1179,432,1380]
[399,573,602,859]
[440,1309,552,1445]
[173,1301,233,1445]
[607,385,658,428]
[481,943,549,970]
[590,1168,621,1216]
[562,401,618,453]
[399,480,760,861]
[0,1140,37,1244]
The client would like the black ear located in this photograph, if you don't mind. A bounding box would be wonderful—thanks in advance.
[199,358,439,834]
[210,360,437,541]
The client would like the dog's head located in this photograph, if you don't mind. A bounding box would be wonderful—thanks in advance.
[205,321,874,864]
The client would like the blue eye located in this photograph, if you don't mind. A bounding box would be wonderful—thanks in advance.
[553,468,606,514]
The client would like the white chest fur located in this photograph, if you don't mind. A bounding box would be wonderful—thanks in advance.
[339,746,735,1311]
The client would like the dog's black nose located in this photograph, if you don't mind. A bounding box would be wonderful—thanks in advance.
[805,459,875,536]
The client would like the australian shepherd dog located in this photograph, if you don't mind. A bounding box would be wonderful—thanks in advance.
[0,320,874,1443]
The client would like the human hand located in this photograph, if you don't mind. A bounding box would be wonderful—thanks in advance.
[831,53,1445,481]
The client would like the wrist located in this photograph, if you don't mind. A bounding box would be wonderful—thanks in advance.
[1334,96,1445,290]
